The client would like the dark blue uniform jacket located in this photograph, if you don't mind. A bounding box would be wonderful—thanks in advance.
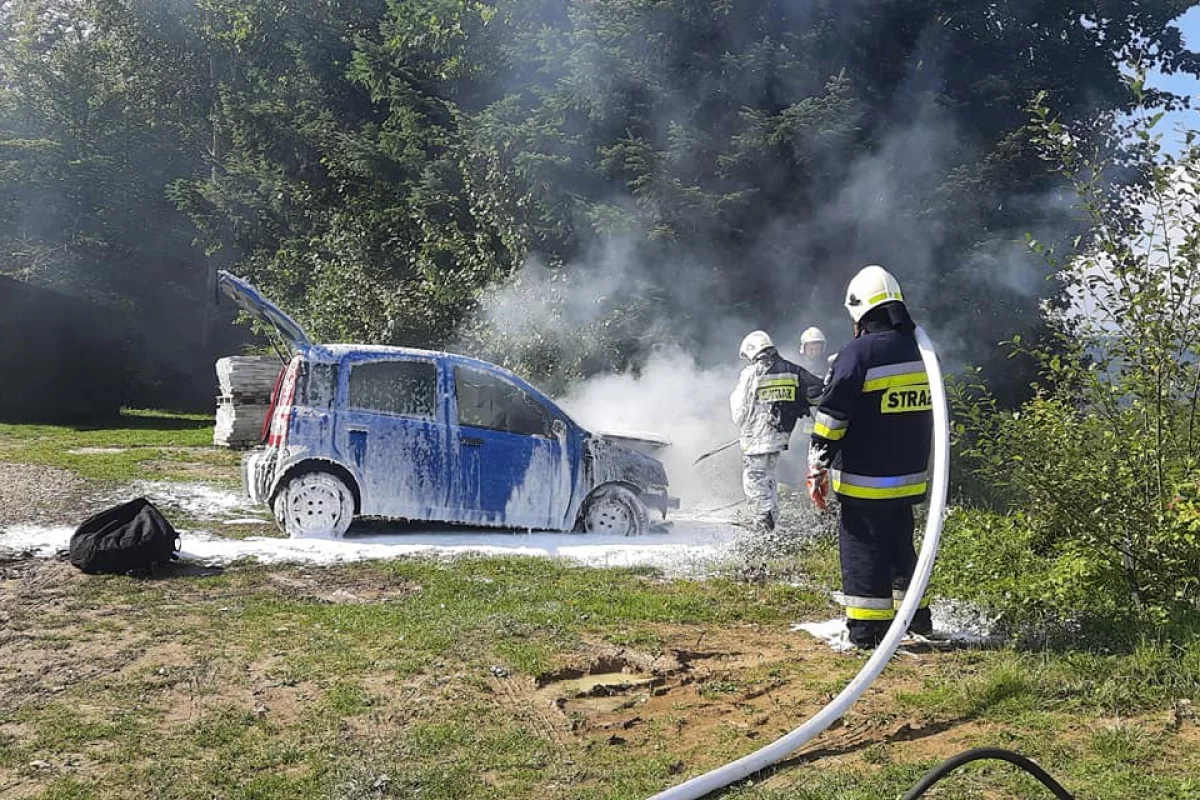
[808,325,933,504]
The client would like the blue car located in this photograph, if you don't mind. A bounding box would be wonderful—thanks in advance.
[218,271,677,538]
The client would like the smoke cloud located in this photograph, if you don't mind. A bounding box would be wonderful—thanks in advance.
[456,5,1106,507]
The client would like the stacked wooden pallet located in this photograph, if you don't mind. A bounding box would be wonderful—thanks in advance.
[213,356,282,448]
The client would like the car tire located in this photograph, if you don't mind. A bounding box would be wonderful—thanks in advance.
[582,485,649,537]
[273,471,355,539]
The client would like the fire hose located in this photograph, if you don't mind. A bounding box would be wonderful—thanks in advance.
[645,327,1076,800]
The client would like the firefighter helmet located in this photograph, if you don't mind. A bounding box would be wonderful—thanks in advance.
[738,330,775,361]
[844,265,905,322]
[799,326,826,347]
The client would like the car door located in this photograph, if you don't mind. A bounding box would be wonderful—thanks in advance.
[334,356,451,520]
[450,365,574,530]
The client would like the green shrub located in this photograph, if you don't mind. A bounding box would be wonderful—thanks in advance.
[945,83,1200,633]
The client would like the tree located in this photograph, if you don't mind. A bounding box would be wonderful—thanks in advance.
[375,0,1199,389]
[943,86,1200,631]
[0,0,232,406]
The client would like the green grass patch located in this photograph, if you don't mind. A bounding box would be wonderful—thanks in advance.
[0,407,231,483]
[6,553,1199,800]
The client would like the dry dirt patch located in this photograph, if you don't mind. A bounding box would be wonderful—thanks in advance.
[266,570,423,605]
[0,462,98,528]
[487,624,974,775]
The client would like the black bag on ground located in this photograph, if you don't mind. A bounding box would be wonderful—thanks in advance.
[69,498,179,575]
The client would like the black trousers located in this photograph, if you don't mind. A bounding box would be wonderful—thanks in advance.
[839,501,931,647]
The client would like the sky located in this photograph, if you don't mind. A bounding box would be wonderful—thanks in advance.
[1147,6,1200,154]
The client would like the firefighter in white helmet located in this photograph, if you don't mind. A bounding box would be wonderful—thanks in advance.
[798,326,828,377]
[806,266,934,648]
[730,330,823,531]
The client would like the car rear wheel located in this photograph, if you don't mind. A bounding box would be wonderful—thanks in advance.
[582,485,649,536]
[273,471,355,539]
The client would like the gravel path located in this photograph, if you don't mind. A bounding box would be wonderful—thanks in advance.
[0,462,99,529]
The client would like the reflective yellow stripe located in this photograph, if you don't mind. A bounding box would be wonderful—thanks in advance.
[757,386,796,401]
[847,607,897,621]
[757,375,798,402]
[893,592,931,609]
[834,481,928,500]
[813,421,846,440]
[863,372,927,392]
[832,470,928,500]
[842,595,893,609]
[867,289,903,305]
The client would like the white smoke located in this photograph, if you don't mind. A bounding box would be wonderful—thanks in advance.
[555,347,745,510]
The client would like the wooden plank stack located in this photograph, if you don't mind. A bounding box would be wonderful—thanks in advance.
[213,356,283,448]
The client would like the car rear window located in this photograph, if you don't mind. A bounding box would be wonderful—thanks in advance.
[454,366,550,437]
[348,360,437,420]
[296,361,337,408]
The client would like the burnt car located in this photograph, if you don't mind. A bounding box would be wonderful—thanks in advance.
[218,271,678,538]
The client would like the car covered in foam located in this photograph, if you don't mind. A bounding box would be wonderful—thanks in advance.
[218,271,677,538]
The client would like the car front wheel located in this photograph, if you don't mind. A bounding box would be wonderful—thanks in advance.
[273,471,355,539]
[582,485,649,536]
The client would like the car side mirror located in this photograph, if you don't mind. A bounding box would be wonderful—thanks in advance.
[550,418,566,439]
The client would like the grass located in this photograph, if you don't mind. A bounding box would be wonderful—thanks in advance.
[2,412,1200,798]
[4,557,1199,799]
[0,407,240,484]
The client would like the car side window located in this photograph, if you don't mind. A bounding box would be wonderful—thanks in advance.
[348,360,437,420]
[454,366,550,437]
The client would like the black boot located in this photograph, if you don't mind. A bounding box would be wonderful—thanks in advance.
[907,607,933,637]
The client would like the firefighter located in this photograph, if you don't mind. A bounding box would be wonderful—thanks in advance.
[798,326,829,377]
[806,266,934,649]
[730,330,823,531]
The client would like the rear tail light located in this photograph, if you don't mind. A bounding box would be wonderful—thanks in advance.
[266,357,301,447]
[260,366,286,443]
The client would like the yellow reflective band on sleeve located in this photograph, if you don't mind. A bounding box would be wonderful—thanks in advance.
[881,383,932,413]
[846,607,897,621]
[813,422,846,440]
[812,410,848,440]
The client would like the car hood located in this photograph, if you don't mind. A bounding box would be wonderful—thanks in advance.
[217,271,312,353]
[587,436,669,490]
[594,430,671,451]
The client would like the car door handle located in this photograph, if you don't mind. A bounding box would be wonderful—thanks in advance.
[460,436,483,447]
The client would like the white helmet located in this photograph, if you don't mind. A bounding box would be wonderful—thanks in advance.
[799,326,826,346]
[738,330,775,361]
[844,265,904,322]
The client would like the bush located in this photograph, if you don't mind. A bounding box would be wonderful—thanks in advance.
[946,82,1200,633]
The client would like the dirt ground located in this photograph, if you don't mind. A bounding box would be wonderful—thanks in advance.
[0,462,100,529]
[2,455,1195,798]
[0,556,1110,800]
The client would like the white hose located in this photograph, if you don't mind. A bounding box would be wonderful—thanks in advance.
[647,326,950,800]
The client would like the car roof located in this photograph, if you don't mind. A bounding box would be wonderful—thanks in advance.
[311,344,522,377]
[308,344,578,425]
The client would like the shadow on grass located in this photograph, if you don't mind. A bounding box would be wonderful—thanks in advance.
[702,716,969,798]
[95,561,227,579]
[65,411,214,433]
